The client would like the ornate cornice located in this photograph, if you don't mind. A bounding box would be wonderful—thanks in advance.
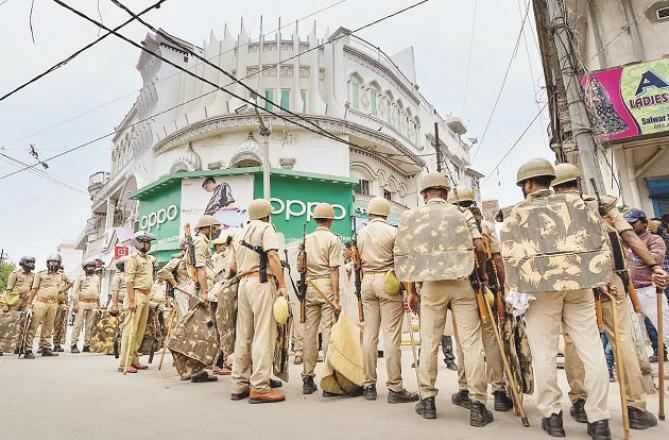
[343,46,420,106]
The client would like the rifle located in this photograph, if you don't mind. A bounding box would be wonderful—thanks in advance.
[470,260,490,325]
[184,224,198,285]
[240,241,268,283]
[283,249,302,315]
[482,234,506,320]
[351,218,364,322]
[593,287,604,331]
[296,224,308,323]
[608,231,642,312]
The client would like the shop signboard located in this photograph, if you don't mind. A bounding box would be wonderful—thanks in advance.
[582,58,669,141]
[181,175,254,230]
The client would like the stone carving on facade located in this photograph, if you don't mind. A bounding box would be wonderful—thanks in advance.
[170,143,203,173]
[279,158,296,169]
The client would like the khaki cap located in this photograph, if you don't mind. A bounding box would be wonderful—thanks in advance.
[367,197,391,217]
[516,158,556,186]
[552,163,582,187]
[419,172,451,193]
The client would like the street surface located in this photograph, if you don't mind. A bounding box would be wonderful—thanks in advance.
[1,346,667,440]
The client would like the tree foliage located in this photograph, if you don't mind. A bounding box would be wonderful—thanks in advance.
[1,261,16,292]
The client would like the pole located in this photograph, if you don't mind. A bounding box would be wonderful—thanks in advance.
[433,122,442,172]
[158,305,177,371]
[602,289,630,439]
[544,0,605,194]
[658,286,665,421]
[255,107,272,200]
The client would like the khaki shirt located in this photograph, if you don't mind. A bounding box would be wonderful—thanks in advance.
[358,218,396,273]
[429,198,482,240]
[235,220,279,276]
[157,253,190,286]
[305,226,342,278]
[110,272,128,304]
[32,270,71,302]
[5,269,34,295]
[73,273,101,302]
[481,219,500,254]
[191,233,215,285]
[125,252,155,291]
[213,250,234,282]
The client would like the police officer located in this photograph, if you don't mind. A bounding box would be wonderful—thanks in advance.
[301,202,342,395]
[358,196,418,404]
[553,163,660,430]
[448,186,514,412]
[118,231,155,373]
[0,256,35,356]
[157,240,191,320]
[230,199,287,403]
[171,214,219,383]
[398,172,494,427]
[50,264,70,353]
[23,254,72,358]
[111,257,128,314]
[211,228,238,376]
[70,259,102,353]
[502,158,611,439]
[3,256,35,312]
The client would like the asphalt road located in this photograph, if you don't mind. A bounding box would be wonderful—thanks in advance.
[1,347,667,440]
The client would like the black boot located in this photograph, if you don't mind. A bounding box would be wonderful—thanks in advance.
[587,419,611,440]
[42,348,58,357]
[53,345,63,353]
[415,397,436,419]
[269,378,282,388]
[470,401,494,427]
[71,345,80,354]
[570,399,588,423]
[23,350,35,359]
[363,384,377,401]
[493,390,513,412]
[82,345,90,353]
[628,407,658,430]
[302,376,317,394]
[191,372,218,383]
[451,389,472,409]
[541,412,566,437]
[387,389,418,404]
[608,366,616,383]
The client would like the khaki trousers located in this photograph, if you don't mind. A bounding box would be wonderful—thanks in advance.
[361,272,405,392]
[526,289,610,422]
[231,277,276,393]
[71,303,98,346]
[288,282,304,354]
[25,302,58,351]
[564,275,648,410]
[52,304,68,347]
[454,311,505,392]
[302,277,335,378]
[418,279,487,402]
[119,293,149,367]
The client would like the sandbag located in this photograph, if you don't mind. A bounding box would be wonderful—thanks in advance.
[319,313,364,395]
[0,310,27,352]
[168,303,219,367]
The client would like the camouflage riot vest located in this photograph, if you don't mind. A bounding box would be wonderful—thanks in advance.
[394,200,475,282]
[500,192,612,292]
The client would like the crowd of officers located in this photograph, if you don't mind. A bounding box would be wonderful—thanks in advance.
[2,157,668,440]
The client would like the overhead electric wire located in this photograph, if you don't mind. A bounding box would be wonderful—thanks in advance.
[1,0,430,180]
[470,0,532,162]
[461,0,479,112]
[0,0,168,103]
[481,101,549,187]
[1,0,348,148]
[0,152,87,194]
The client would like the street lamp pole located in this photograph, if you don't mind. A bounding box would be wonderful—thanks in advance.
[255,107,272,200]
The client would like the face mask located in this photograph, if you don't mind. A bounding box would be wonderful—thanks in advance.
[47,261,59,272]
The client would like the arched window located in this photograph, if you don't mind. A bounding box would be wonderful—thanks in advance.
[368,81,381,117]
[349,73,364,110]
[350,162,375,196]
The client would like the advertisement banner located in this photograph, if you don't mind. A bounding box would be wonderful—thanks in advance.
[181,175,254,231]
[136,182,181,252]
[582,58,669,141]
[114,246,129,260]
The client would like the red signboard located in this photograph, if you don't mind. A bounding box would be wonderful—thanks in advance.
[114,246,129,260]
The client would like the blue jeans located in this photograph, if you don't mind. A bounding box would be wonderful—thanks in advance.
[600,332,614,369]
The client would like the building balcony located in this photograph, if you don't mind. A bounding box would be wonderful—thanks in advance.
[88,171,110,196]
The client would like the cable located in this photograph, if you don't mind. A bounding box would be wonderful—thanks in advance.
[2,0,429,179]
[0,153,87,194]
[461,0,479,112]
[29,0,36,43]
[0,0,168,103]
[481,102,549,187]
[0,0,348,147]
[471,0,532,162]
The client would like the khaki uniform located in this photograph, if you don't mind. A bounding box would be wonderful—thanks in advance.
[157,253,190,319]
[51,271,70,348]
[25,270,71,351]
[358,218,405,392]
[110,272,128,306]
[563,191,649,411]
[3,269,34,311]
[171,233,215,378]
[119,252,154,367]
[302,226,341,379]
[510,189,610,422]
[406,198,487,402]
[231,220,279,393]
[71,273,101,347]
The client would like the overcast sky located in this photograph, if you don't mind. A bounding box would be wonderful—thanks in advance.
[0,0,552,266]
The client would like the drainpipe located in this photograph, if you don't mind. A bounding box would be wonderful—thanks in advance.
[620,0,646,62]
[624,148,642,208]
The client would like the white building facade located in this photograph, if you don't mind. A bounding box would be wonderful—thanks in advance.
[79,21,480,290]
